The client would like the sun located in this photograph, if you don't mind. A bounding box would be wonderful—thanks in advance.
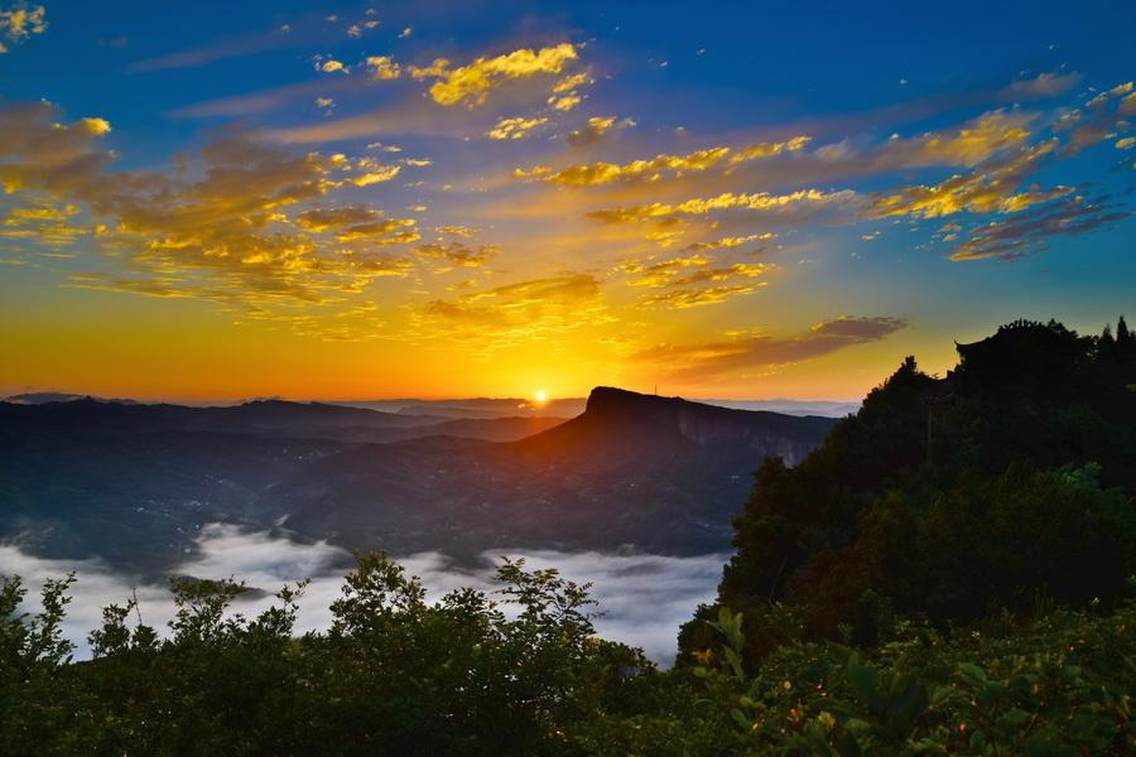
[533,389,548,405]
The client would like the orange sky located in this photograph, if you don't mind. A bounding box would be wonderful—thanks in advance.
[1,4,1133,402]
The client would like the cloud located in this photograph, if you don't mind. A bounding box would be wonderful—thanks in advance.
[0,3,46,53]
[587,189,858,223]
[565,116,625,148]
[1056,81,1135,156]
[434,225,477,238]
[171,78,361,120]
[315,56,347,74]
[727,135,812,165]
[348,161,401,185]
[0,101,431,332]
[128,25,293,72]
[365,55,401,80]
[686,232,775,251]
[619,254,710,287]
[639,284,759,309]
[869,140,1067,219]
[1002,72,1081,99]
[416,241,499,268]
[0,525,725,665]
[616,253,775,308]
[875,111,1032,168]
[346,19,379,38]
[421,273,606,350]
[547,93,582,111]
[413,43,579,106]
[635,316,908,379]
[332,219,418,244]
[294,205,379,231]
[0,202,89,250]
[551,72,593,94]
[516,136,810,186]
[948,196,1129,261]
[267,94,500,143]
[665,262,772,288]
[486,116,548,140]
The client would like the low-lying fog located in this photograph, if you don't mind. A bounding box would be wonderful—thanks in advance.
[0,524,727,666]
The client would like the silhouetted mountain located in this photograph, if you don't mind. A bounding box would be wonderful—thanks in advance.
[0,388,834,572]
[520,387,833,461]
[0,397,503,441]
[4,392,139,405]
[277,388,835,560]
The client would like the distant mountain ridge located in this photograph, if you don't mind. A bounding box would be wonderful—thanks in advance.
[0,387,837,572]
[5,392,858,418]
[0,396,565,443]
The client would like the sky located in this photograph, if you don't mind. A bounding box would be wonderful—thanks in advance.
[0,0,1134,402]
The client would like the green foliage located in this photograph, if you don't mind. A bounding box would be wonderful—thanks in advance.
[706,318,1136,663]
[0,553,659,755]
[4,556,1134,755]
[672,603,1136,755]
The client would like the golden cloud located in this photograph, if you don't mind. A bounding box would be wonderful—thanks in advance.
[349,161,401,186]
[333,219,418,244]
[619,254,710,287]
[566,116,620,147]
[870,141,1066,219]
[294,206,379,231]
[0,3,46,53]
[0,101,431,328]
[416,241,498,267]
[365,55,401,80]
[517,135,810,187]
[617,252,775,308]
[434,224,477,238]
[315,57,346,74]
[547,93,582,111]
[635,316,908,379]
[486,116,549,140]
[420,272,606,351]
[414,43,579,107]
[551,72,593,94]
[896,111,1030,167]
[686,232,775,251]
[0,202,88,249]
[588,189,856,222]
[639,284,759,309]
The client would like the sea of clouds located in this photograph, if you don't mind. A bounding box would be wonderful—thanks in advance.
[0,524,727,666]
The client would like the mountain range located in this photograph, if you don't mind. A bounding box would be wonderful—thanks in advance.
[0,387,837,574]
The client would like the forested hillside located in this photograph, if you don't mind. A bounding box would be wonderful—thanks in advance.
[680,317,1136,662]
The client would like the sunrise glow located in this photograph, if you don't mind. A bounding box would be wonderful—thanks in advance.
[0,2,1132,403]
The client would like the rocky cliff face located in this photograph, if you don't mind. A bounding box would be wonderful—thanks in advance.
[579,386,833,465]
